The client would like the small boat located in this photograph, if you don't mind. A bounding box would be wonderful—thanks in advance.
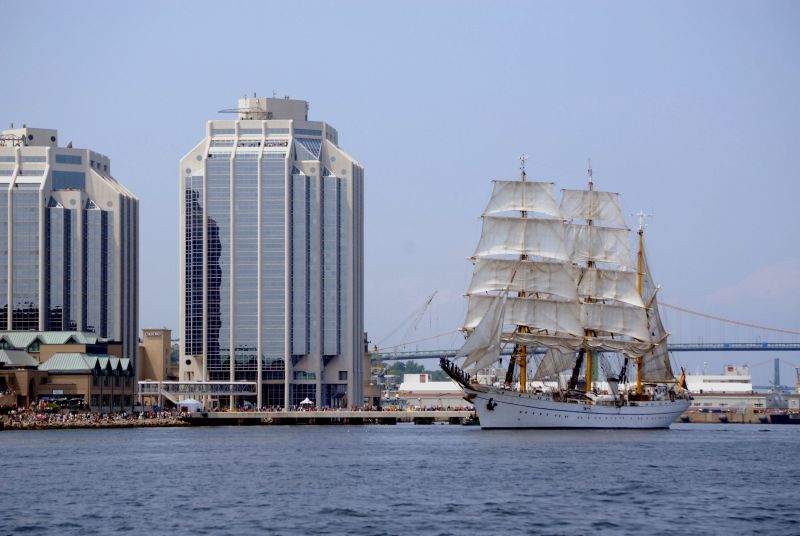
[440,157,691,429]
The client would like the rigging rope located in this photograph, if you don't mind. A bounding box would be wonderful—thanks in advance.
[661,303,800,336]
[376,330,460,352]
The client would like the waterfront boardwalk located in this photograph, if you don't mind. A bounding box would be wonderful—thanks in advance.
[187,410,474,426]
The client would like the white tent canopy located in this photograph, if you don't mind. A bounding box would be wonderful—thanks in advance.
[179,398,204,412]
[299,398,314,406]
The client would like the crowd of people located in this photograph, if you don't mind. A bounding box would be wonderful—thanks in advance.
[222,404,389,413]
[439,357,471,385]
[2,407,187,430]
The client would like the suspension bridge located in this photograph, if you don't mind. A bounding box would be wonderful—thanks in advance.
[371,301,800,386]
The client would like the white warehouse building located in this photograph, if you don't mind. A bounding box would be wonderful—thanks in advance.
[179,96,364,410]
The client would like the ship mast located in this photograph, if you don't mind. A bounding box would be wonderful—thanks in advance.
[584,161,595,393]
[504,154,530,393]
[635,211,646,394]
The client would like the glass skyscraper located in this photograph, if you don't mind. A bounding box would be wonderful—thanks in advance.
[0,126,139,361]
[179,97,364,409]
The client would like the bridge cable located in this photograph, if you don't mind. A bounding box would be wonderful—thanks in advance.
[661,303,800,336]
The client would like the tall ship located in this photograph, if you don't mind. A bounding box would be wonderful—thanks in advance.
[440,157,691,429]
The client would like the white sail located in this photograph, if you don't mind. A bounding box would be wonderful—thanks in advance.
[465,294,583,337]
[483,180,560,217]
[639,244,675,381]
[533,348,575,380]
[474,217,570,261]
[578,267,644,308]
[641,336,673,381]
[560,189,626,226]
[581,302,650,341]
[467,258,578,301]
[566,223,634,268]
[459,292,507,370]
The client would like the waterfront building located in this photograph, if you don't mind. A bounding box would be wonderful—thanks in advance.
[138,328,177,382]
[179,96,364,409]
[0,331,132,409]
[0,126,139,362]
[396,373,466,409]
[684,364,753,394]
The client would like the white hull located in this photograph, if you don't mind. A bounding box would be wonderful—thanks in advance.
[467,386,690,429]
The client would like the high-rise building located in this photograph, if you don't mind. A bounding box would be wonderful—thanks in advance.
[0,126,139,361]
[179,96,364,409]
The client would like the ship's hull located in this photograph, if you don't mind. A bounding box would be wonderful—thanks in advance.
[467,386,690,429]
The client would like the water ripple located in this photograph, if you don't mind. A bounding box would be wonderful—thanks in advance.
[0,424,798,535]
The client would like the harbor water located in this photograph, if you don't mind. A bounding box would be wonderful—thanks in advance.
[2,423,798,535]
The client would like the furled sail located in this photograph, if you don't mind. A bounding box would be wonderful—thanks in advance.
[467,258,578,301]
[565,224,634,268]
[474,217,571,261]
[533,348,575,380]
[483,180,561,218]
[465,294,583,337]
[459,292,507,370]
[560,189,626,226]
[510,332,653,358]
[577,267,644,308]
[581,302,650,341]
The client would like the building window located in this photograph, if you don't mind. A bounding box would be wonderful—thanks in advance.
[339,371,347,381]
[55,154,82,165]
[294,128,321,136]
[52,170,86,190]
[293,371,316,380]
[11,188,40,330]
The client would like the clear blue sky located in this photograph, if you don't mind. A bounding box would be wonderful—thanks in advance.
[3,1,798,384]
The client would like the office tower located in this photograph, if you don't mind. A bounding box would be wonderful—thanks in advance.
[180,96,364,409]
[0,126,139,361]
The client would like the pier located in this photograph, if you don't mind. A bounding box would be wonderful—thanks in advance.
[185,410,473,426]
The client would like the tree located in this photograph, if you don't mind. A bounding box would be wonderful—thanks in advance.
[385,360,425,377]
